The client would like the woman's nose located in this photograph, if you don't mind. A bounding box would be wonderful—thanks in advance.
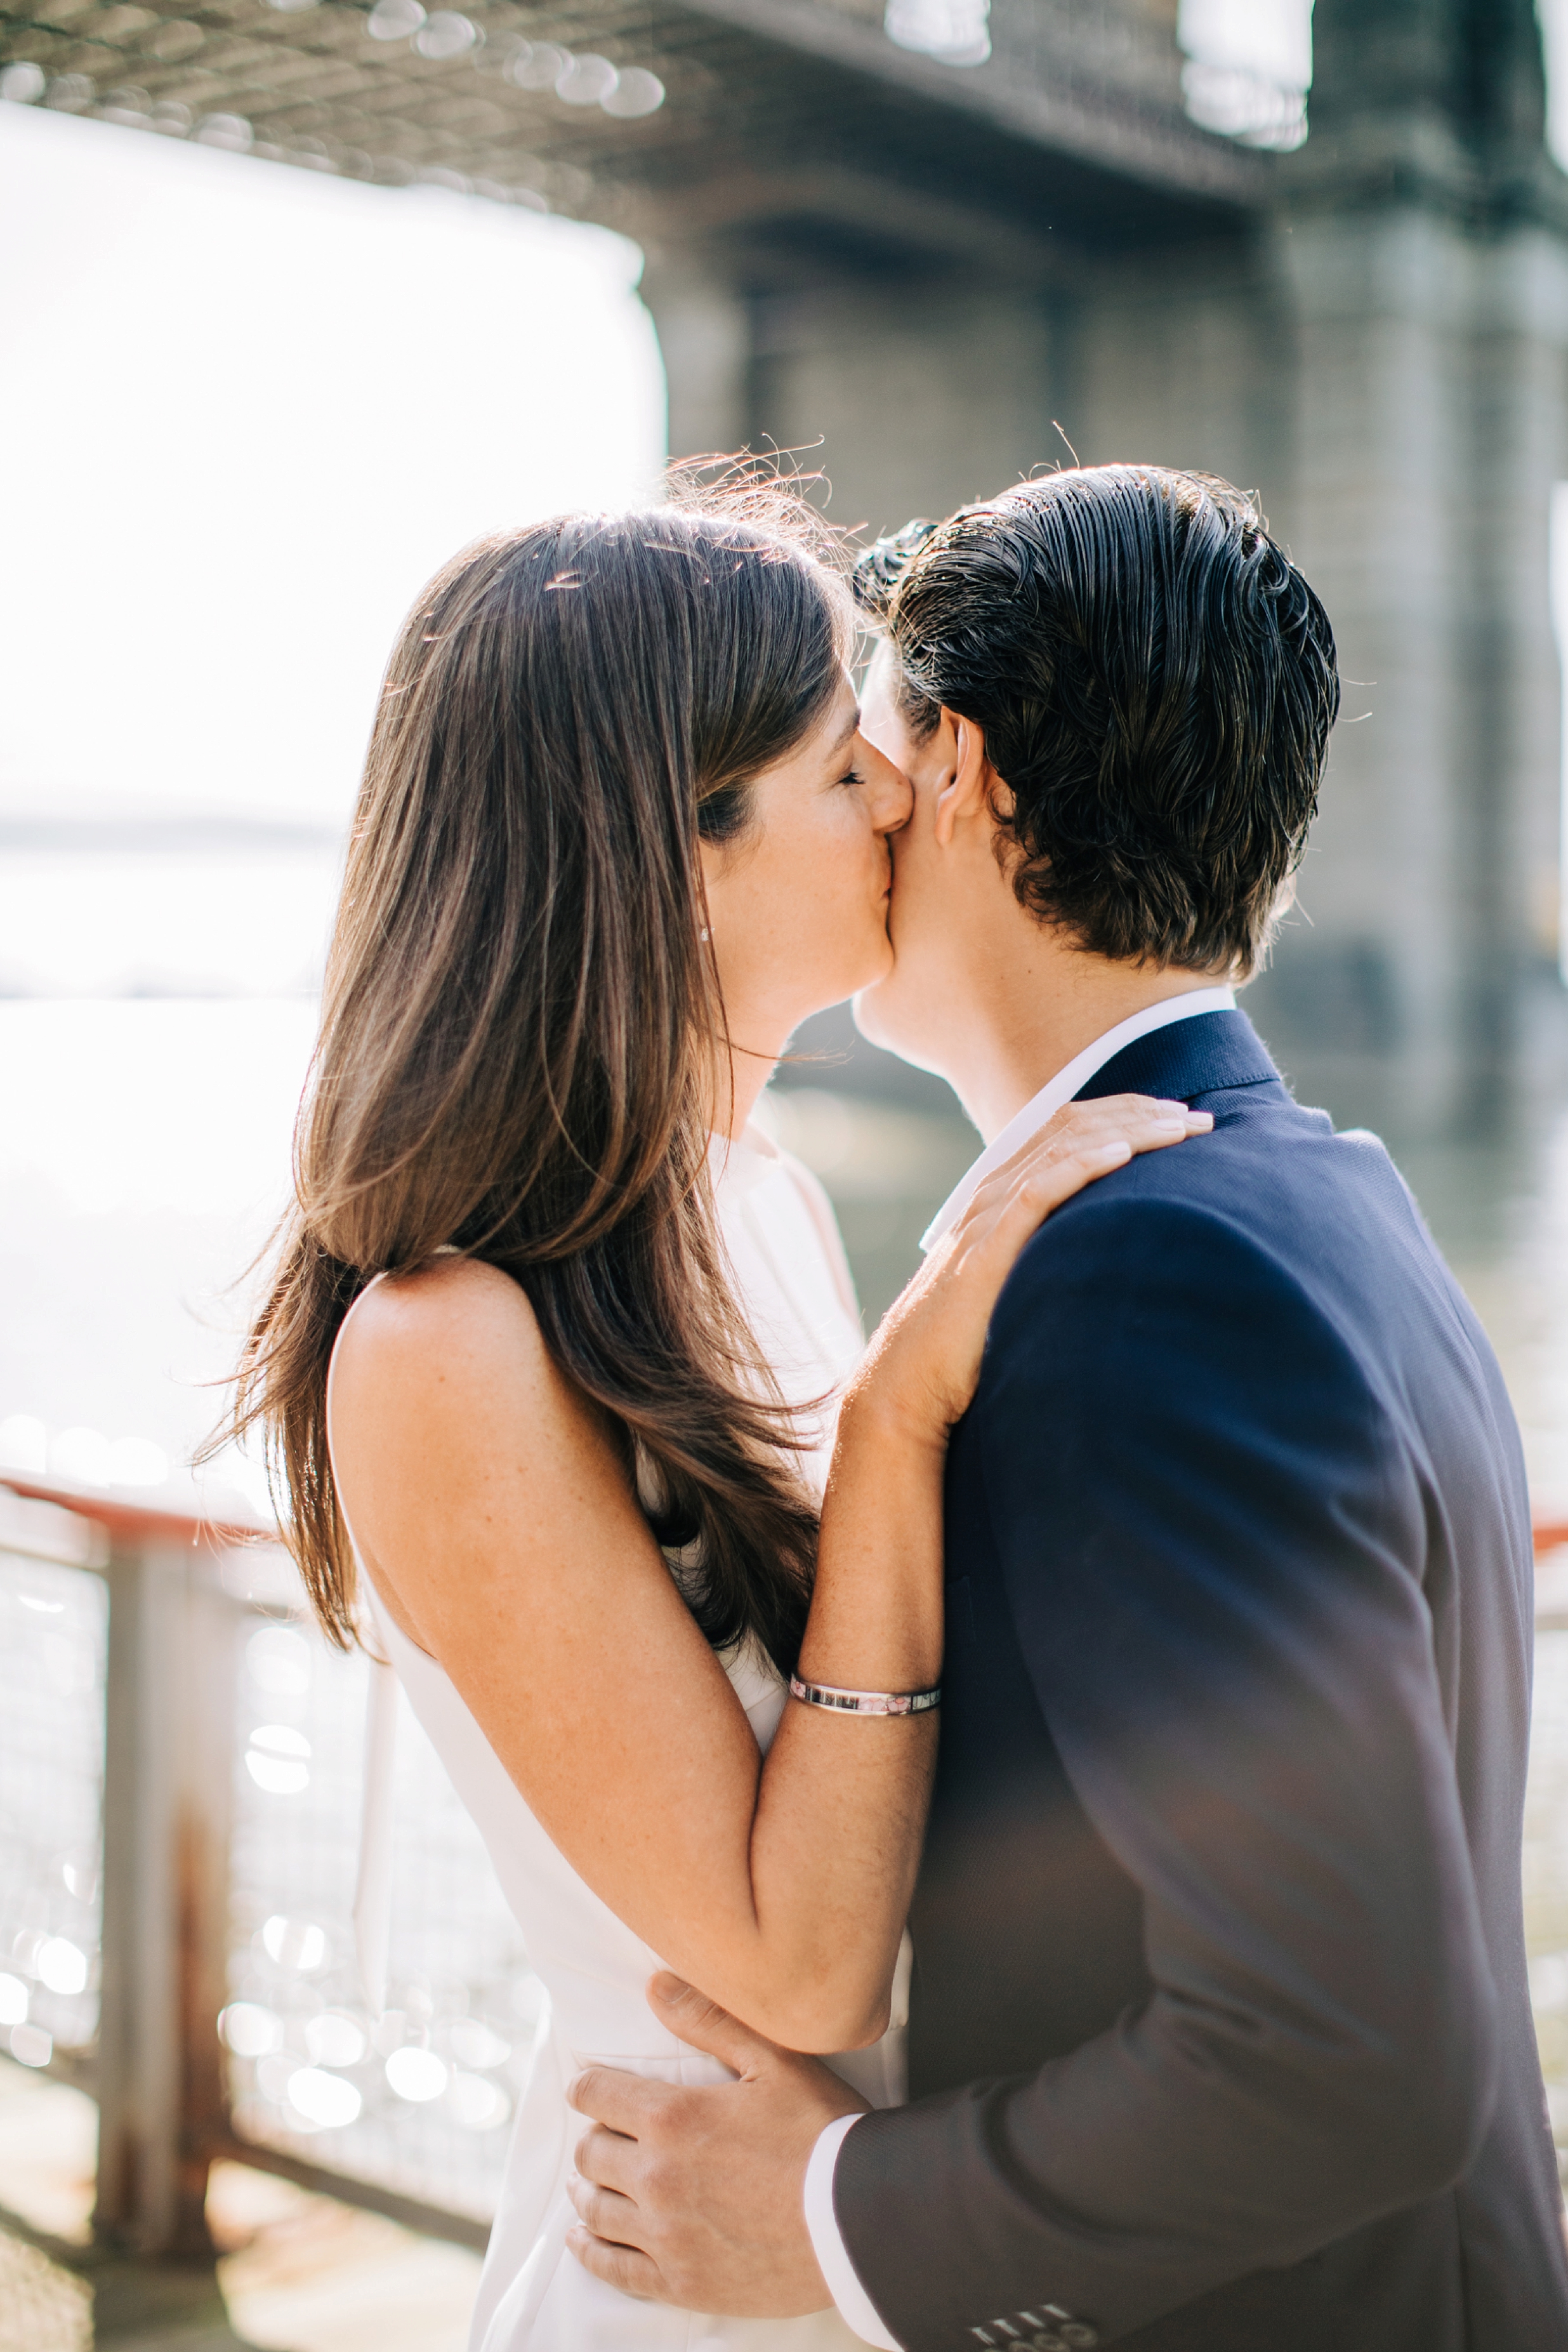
[858,734,914,833]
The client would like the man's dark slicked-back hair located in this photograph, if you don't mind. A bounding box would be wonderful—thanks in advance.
[853,466,1340,978]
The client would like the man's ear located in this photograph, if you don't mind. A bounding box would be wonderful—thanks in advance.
[933,708,998,848]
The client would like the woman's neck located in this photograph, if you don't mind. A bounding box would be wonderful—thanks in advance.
[709,1040,780,1141]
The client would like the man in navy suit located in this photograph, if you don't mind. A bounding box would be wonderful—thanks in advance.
[568,468,1568,2348]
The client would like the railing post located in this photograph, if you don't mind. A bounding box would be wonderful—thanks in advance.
[95,1528,235,2257]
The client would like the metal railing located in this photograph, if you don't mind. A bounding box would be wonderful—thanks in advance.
[0,1474,536,2256]
[6,1469,1568,2261]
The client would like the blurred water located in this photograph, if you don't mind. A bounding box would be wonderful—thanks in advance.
[0,843,339,1001]
[0,994,317,1515]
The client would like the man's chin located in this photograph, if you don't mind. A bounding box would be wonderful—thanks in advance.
[852,982,946,1079]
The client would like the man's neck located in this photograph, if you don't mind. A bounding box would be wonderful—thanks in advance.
[947,960,1229,1144]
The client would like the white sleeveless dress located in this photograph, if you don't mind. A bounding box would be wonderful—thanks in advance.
[329,1124,908,2351]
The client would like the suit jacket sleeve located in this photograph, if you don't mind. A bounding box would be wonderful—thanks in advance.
[833,1194,1501,2351]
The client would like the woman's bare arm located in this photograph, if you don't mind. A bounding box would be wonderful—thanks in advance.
[329,1093,1209,2051]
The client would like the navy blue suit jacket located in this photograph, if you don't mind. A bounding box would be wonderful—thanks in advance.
[835,1012,1568,2351]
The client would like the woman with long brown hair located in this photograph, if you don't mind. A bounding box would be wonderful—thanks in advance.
[221,482,1206,2349]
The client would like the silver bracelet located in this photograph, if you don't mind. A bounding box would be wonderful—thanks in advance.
[788,1675,942,1717]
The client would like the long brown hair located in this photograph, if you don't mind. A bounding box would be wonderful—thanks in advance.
[214,486,852,1672]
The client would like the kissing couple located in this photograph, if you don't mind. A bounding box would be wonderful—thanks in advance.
[227,464,1568,2349]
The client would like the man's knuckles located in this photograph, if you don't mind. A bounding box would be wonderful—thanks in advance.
[568,2229,662,2301]
[567,2179,610,2231]
[635,2144,684,2205]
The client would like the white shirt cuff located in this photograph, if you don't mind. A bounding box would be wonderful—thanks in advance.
[803,2113,902,2349]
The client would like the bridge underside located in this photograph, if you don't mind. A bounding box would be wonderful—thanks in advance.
[0,0,1265,291]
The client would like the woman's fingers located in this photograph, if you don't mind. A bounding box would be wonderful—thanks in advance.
[982,1097,1206,1193]
[1027,1095,1209,1165]
[1040,1135,1138,1196]
[980,1140,1133,1252]
[962,1097,1211,1238]
[956,1099,1212,1264]
[859,1092,1213,1440]
[1099,1095,1211,1151]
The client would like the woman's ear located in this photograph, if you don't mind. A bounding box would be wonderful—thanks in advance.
[933,708,998,848]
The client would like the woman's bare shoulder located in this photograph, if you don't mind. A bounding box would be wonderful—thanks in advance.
[329,1260,639,1649]
[333,1257,553,1410]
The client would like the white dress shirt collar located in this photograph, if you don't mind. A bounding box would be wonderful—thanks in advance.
[920,984,1237,1253]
